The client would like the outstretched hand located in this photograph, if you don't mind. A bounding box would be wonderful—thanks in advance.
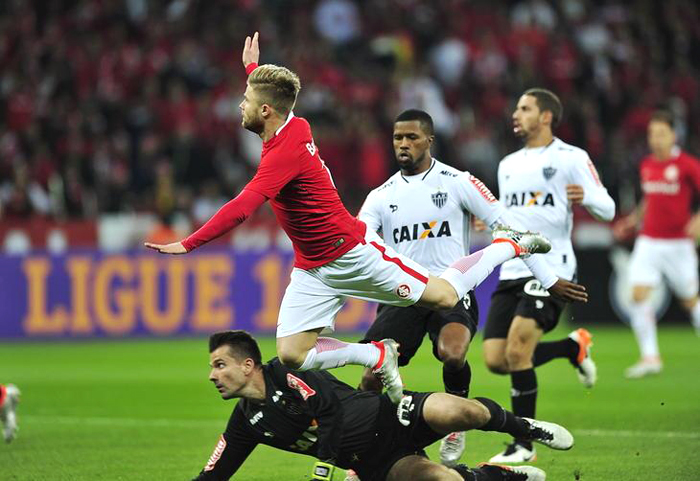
[548,278,588,303]
[243,32,259,67]
[144,241,187,255]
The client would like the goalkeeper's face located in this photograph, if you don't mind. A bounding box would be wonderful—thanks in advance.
[209,346,254,400]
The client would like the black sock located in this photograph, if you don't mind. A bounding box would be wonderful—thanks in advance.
[443,361,471,398]
[473,397,529,438]
[511,369,537,449]
[533,338,578,367]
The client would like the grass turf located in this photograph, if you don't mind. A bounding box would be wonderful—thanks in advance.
[1,324,699,480]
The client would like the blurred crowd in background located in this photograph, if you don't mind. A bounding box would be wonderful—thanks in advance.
[1,0,699,232]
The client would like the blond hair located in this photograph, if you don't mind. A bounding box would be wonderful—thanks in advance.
[248,64,301,117]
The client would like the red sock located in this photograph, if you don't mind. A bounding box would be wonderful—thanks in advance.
[0,384,6,408]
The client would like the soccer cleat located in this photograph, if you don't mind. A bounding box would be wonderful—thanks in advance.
[523,418,574,450]
[492,225,552,258]
[625,359,663,379]
[568,328,597,388]
[344,469,360,481]
[439,431,466,467]
[489,442,537,463]
[371,339,404,404]
[477,463,547,481]
[0,384,20,443]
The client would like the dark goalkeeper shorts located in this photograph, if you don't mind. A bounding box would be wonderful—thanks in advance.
[354,391,443,481]
[361,291,478,366]
[483,277,567,339]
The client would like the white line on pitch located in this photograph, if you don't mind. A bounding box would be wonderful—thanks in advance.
[23,416,700,439]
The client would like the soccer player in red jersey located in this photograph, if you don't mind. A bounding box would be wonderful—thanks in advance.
[615,111,700,378]
[146,33,584,403]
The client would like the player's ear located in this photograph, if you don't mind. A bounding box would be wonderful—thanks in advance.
[540,110,553,126]
[428,134,435,145]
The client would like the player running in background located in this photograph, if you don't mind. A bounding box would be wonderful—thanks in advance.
[614,110,700,378]
[145,34,558,405]
[191,330,574,481]
[353,109,587,471]
[0,383,20,442]
[483,89,615,463]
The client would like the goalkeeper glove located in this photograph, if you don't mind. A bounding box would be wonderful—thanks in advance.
[311,460,336,480]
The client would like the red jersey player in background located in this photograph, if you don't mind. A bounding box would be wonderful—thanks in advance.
[614,110,700,378]
[146,33,581,409]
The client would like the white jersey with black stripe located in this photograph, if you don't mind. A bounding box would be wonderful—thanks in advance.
[497,137,616,282]
[359,158,504,276]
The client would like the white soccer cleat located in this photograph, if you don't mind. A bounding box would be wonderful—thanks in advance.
[492,225,552,258]
[523,418,574,451]
[439,431,466,467]
[569,328,597,388]
[489,442,537,463]
[0,384,20,443]
[371,339,404,404]
[625,359,663,379]
[344,468,360,481]
[478,463,546,481]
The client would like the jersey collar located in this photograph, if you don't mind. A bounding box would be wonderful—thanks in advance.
[275,111,295,136]
[400,158,436,183]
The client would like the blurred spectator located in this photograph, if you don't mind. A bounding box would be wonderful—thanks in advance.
[0,0,699,226]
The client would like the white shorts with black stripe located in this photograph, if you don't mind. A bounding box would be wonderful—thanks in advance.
[276,232,430,338]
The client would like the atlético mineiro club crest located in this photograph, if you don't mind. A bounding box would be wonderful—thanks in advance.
[432,191,448,208]
[542,166,557,180]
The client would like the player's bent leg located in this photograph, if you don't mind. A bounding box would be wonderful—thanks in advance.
[387,455,463,481]
[418,276,461,310]
[277,329,322,368]
[494,318,542,463]
[422,393,491,434]
[504,317,543,372]
[483,339,509,375]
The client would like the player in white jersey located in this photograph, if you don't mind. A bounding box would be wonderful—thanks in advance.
[482,89,616,464]
[344,110,588,478]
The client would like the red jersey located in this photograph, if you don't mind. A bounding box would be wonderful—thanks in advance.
[639,149,700,239]
[244,115,366,268]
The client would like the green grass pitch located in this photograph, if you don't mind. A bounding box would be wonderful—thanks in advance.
[1,324,699,480]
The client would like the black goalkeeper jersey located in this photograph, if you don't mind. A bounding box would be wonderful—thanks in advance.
[192,359,383,480]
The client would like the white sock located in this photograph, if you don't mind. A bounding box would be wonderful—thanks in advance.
[689,300,700,328]
[439,242,515,298]
[629,301,660,359]
[298,338,381,371]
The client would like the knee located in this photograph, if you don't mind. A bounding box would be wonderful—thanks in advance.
[505,341,531,370]
[435,289,459,310]
[277,346,307,369]
[360,369,383,393]
[680,297,698,312]
[484,351,508,374]
[631,286,651,304]
[438,347,467,371]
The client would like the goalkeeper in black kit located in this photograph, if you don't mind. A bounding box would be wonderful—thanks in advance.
[192,331,573,481]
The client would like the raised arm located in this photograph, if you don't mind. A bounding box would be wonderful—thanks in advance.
[567,155,615,221]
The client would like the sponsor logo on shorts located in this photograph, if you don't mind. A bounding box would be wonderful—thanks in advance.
[287,373,317,400]
[523,279,551,298]
[396,284,412,298]
[204,435,227,471]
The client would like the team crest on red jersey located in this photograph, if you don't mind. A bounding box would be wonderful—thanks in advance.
[287,373,317,400]
[396,284,412,298]
[204,435,227,471]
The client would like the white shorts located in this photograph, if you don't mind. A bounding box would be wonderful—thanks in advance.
[628,235,699,299]
[276,233,430,338]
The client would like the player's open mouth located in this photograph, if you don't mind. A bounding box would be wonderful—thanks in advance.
[398,153,411,160]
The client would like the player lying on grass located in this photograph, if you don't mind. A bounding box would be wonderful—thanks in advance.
[146,32,587,407]
[191,330,573,481]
